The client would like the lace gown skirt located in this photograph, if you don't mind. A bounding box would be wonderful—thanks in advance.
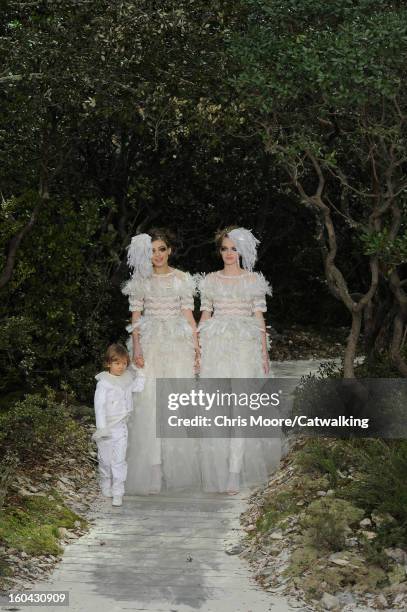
[198,314,282,492]
[125,315,200,495]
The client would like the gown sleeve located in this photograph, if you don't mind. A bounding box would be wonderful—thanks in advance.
[179,272,195,311]
[196,273,214,313]
[252,272,273,313]
[121,276,145,312]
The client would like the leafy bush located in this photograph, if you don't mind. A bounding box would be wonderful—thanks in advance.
[301,497,364,551]
[0,192,122,399]
[0,452,19,509]
[344,439,407,548]
[296,438,353,488]
[0,390,88,463]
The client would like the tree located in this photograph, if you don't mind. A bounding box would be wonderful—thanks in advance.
[230,0,407,376]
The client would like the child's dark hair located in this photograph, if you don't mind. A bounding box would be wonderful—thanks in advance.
[148,227,176,250]
[103,343,130,369]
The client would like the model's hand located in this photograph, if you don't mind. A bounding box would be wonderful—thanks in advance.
[134,355,145,368]
[132,347,145,368]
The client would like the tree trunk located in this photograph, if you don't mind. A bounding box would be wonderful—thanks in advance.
[344,310,363,378]
[389,269,407,377]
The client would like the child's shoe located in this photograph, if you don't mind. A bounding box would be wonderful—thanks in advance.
[112,495,123,506]
[100,477,113,498]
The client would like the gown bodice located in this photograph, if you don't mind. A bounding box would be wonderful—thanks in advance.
[198,271,272,318]
[122,269,195,318]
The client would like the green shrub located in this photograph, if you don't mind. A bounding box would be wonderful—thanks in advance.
[0,452,19,509]
[343,439,407,547]
[301,497,364,551]
[296,439,353,488]
[0,389,88,462]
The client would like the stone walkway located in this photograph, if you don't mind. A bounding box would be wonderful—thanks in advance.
[26,491,299,612]
[13,359,334,612]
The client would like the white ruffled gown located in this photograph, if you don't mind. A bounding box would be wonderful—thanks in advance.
[197,271,282,492]
[122,270,200,494]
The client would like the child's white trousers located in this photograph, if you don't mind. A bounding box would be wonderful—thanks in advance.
[96,420,128,496]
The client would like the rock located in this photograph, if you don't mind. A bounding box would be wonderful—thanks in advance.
[371,511,396,527]
[58,476,72,485]
[394,592,406,605]
[359,530,377,540]
[330,558,349,566]
[245,524,256,532]
[388,581,407,594]
[321,592,341,610]
[326,489,334,496]
[56,481,70,493]
[269,529,283,540]
[335,591,355,605]
[359,518,372,528]
[387,563,406,585]
[42,472,52,479]
[384,547,407,565]
[374,593,388,608]
[286,599,306,608]
[74,520,81,528]
[345,537,358,548]
[317,491,327,497]
[18,488,35,496]
[57,527,67,538]
[225,544,244,555]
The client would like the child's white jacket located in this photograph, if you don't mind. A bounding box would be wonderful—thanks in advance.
[92,366,145,441]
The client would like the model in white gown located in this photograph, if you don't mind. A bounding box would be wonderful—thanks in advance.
[197,227,282,493]
[122,231,200,494]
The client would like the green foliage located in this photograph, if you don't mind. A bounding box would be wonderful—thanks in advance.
[343,439,407,547]
[0,192,116,396]
[297,437,407,549]
[0,390,88,462]
[296,439,352,488]
[256,489,301,533]
[0,491,86,555]
[0,452,19,510]
[360,227,407,270]
[301,497,364,551]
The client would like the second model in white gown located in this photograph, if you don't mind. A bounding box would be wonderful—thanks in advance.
[197,271,282,492]
[122,269,200,494]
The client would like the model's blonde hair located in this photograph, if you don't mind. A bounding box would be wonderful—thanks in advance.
[214,225,240,250]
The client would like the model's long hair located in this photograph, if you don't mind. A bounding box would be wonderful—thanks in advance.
[148,227,176,251]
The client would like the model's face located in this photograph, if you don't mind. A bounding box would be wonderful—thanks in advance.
[152,239,171,268]
[109,357,128,376]
[220,237,239,266]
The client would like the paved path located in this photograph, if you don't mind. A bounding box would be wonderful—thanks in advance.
[27,491,297,612]
[19,360,335,612]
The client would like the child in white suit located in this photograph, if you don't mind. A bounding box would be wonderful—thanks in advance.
[92,343,144,506]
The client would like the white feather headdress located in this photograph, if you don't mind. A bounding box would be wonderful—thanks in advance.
[227,227,260,272]
[126,233,153,278]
